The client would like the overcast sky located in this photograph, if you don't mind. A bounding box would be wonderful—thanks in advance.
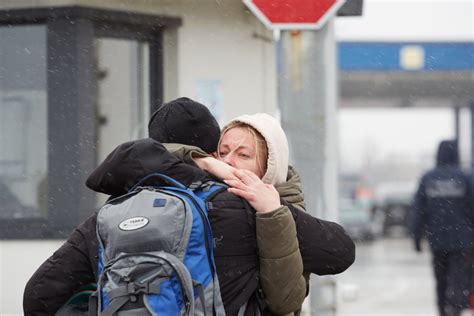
[335,0,473,41]
[338,108,461,173]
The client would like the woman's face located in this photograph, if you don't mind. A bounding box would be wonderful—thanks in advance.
[218,126,265,178]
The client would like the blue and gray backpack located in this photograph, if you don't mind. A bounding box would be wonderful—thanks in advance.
[92,173,227,316]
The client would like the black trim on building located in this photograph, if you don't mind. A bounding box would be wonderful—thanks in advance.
[150,31,164,114]
[0,6,181,29]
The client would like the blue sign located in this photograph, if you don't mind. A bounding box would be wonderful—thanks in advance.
[338,42,474,71]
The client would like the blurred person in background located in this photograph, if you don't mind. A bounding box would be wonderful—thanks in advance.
[410,140,473,316]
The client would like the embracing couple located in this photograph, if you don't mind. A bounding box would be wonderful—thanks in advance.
[23,97,355,316]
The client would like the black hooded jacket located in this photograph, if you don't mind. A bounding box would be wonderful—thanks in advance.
[23,139,355,315]
[411,140,474,251]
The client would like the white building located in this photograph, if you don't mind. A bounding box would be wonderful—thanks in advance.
[0,1,277,314]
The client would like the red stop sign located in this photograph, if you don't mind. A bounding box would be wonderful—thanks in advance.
[243,0,345,30]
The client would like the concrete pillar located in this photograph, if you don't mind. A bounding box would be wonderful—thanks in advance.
[471,102,474,172]
[454,106,460,143]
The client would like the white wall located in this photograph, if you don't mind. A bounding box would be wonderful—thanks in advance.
[85,0,279,123]
[0,1,278,314]
[1,0,278,120]
[0,240,64,315]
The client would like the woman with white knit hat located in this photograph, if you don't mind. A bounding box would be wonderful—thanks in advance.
[195,113,309,315]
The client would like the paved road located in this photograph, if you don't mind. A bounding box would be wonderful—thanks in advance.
[337,236,438,316]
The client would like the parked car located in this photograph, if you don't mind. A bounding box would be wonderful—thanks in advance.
[339,198,383,241]
[372,181,416,236]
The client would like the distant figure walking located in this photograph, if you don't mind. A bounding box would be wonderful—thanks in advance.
[410,140,473,316]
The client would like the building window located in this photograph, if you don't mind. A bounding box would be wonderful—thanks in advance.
[95,38,151,166]
[0,25,48,220]
[0,6,180,238]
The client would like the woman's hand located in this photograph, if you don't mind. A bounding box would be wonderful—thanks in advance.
[194,157,239,181]
[224,169,281,214]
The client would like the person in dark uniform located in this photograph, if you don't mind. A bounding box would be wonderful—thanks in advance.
[410,140,473,316]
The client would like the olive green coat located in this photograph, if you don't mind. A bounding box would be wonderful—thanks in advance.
[258,167,309,315]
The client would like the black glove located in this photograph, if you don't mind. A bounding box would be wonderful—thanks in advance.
[414,240,422,252]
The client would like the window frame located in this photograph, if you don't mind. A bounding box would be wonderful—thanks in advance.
[0,6,181,238]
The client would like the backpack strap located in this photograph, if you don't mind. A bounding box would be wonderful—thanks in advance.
[101,281,163,316]
[197,182,228,201]
[192,280,208,316]
[129,173,187,192]
[189,180,203,190]
[238,291,266,316]
[254,284,267,316]
[88,291,98,316]
[237,301,248,316]
[101,296,129,316]
[107,281,162,300]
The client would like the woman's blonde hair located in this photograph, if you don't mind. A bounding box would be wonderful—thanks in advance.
[219,122,268,178]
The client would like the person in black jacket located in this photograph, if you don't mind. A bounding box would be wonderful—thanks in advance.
[410,140,473,316]
[23,98,355,316]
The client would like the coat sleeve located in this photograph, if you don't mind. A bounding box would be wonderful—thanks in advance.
[410,177,427,245]
[256,206,307,314]
[466,174,474,225]
[287,204,356,275]
[276,166,307,213]
[23,214,97,316]
[164,143,210,165]
[86,139,212,196]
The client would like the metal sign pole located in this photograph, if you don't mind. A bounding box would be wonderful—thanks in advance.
[278,19,339,315]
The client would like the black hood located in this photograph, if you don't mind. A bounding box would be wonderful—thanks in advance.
[436,140,459,167]
[86,138,208,197]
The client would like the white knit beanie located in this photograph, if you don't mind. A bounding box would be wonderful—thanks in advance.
[222,113,289,185]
